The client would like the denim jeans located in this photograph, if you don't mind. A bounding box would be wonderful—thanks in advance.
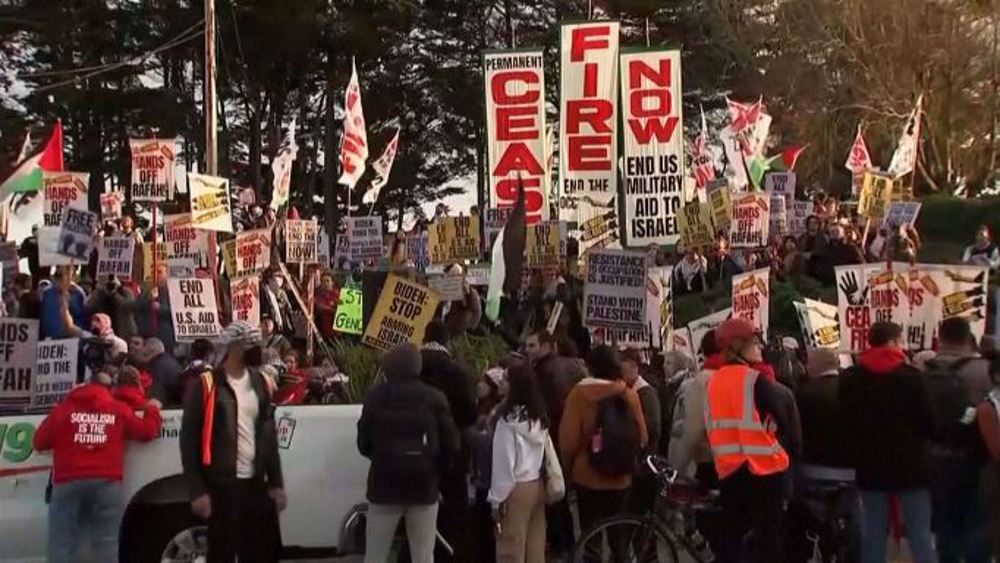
[932,457,991,563]
[48,478,124,563]
[859,489,937,563]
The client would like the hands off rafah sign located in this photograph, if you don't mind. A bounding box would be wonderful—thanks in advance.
[97,236,136,279]
[584,249,648,330]
[619,49,684,247]
[168,278,222,342]
[728,193,769,249]
[165,214,211,277]
[483,51,548,224]
[235,229,271,278]
[731,268,770,337]
[231,276,261,325]
[43,172,88,228]
[559,22,620,250]
[429,216,481,264]
[0,319,39,411]
[130,139,177,202]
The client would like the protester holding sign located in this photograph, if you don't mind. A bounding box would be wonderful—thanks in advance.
[314,272,340,341]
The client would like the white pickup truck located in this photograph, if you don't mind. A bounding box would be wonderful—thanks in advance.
[0,404,370,562]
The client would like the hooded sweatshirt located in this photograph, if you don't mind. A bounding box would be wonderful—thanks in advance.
[33,383,162,484]
[488,413,547,506]
[840,346,936,489]
[559,378,647,491]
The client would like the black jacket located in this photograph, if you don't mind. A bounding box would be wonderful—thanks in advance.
[180,368,284,499]
[147,352,184,406]
[840,348,936,490]
[534,353,586,434]
[357,377,460,505]
[420,346,477,431]
[796,375,848,467]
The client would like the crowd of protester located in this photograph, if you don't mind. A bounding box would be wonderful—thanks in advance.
[6,192,1000,563]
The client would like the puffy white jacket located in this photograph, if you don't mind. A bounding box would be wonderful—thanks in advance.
[488,414,547,507]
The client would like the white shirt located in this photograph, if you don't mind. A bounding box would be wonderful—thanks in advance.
[229,370,259,478]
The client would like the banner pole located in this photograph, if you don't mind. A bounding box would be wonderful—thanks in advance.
[151,203,159,333]
[645,18,650,47]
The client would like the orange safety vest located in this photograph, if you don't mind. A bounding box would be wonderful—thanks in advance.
[704,365,789,479]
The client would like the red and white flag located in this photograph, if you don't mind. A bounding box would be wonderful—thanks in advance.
[270,118,298,211]
[364,128,400,204]
[692,107,716,191]
[338,58,369,190]
[888,94,923,178]
[844,124,872,174]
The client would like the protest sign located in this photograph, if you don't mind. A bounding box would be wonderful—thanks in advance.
[903,263,989,351]
[619,49,684,247]
[688,308,732,365]
[789,201,814,235]
[764,172,796,201]
[707,181,732,234]
[0,242,18,289]
[43,171,88,228]
[236,229,272,278]
[333,233,351,270]
[142,241,168,283]
[794,299,840,351]
[484,207,513,253]
[835,264,909,353]
[100,192,123,221]
[286,219,319,264]
[189,173,233,232]
[679,201,714,248]
[130,139,177,202]
[768,194,787,237]
[731,268,770,337]
[559,21,620,250]
[31,338,79,409]
[428,274,465,302]
[165,214,210,277]
[583,249,648,330]
[668,327,694,358]
[483,50,548,224]
[317,230,330,267]
[96,236,136,280]
[648,265,673,349]
[882,201,921,228]
[363,274,440,350]
[858,172,893,219]
[0,318,39,410]
[230,276,260,325]
[429,216,481,264]
[525,222,562,268]
[168,278,222,342]
[221,240,237,278]
[58,208,98,260]
[38,227,74,267]
[729,193,769,249]
[578,212,619,252]
[466,264,490,286]
[334,286,363,335]
[347,216,384,261]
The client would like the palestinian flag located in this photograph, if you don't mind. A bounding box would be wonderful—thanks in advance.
[0,120,64,199]
[485,179,527,322]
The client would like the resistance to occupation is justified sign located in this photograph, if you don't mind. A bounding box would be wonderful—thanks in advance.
[584,249,648,330]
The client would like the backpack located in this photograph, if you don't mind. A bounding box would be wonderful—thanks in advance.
[925,358,984,456]
[372,392,441,483]
[588,394,640,476]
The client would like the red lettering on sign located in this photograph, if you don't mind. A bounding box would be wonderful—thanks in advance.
[568,136,612,170]
[491,71,539,105]
[570,26,611,62]
[566,99,613,134]
[497,106,539,141]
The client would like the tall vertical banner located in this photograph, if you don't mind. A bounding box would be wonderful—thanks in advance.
[188,173,233,232]
[42,172,88,228]
[559,21,620,250]
[729,193,769,248]
[483,50,548,224]
[619,49,684,247]
[0,318,39,410]
[230,276,261,325]
[731,268,770,337]
[167,278,223,342]
[130,139,177,202]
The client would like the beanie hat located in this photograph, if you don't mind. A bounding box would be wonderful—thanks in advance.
[91,313,113,337]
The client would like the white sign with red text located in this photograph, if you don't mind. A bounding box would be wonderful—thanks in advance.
[731,268,770,337]
[619,49,684,247]
[483,50,547,224]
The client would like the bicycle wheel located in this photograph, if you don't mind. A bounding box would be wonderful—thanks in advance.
[572,515,682,563]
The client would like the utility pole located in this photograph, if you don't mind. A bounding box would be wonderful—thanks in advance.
[205,0,218,175]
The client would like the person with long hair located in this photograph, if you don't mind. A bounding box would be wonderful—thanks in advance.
[489,362,552,563]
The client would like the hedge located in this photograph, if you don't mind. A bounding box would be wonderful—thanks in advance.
[916,194,1000,244]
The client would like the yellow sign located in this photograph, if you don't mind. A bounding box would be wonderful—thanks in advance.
[525,222,561,268]
[428,216,482,264]
[708,185,732,233]
[678,202,714,249]
[859,172,893,219]
[363,274,441,351]
[142,242,168,283]
[221,240,237,278]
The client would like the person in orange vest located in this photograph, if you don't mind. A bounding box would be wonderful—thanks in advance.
[706,317,793,563]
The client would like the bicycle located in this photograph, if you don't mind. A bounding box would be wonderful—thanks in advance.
[571,456,719,563]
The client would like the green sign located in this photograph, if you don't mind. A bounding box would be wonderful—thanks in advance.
[334,287,363,335]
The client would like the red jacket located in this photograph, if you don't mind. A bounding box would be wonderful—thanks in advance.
[33,383,162,484]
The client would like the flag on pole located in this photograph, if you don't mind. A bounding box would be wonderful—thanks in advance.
[691,107,716,192]
[845,123,873,174]
[486,179,527,322]
[780,145,807,171]
[0,120,64,199]
[338,58,369,191]
[888,95,923,178]
[363,127,400,205]
[270,118,299,212]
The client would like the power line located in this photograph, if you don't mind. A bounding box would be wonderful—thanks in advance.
[18,19,205,92]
